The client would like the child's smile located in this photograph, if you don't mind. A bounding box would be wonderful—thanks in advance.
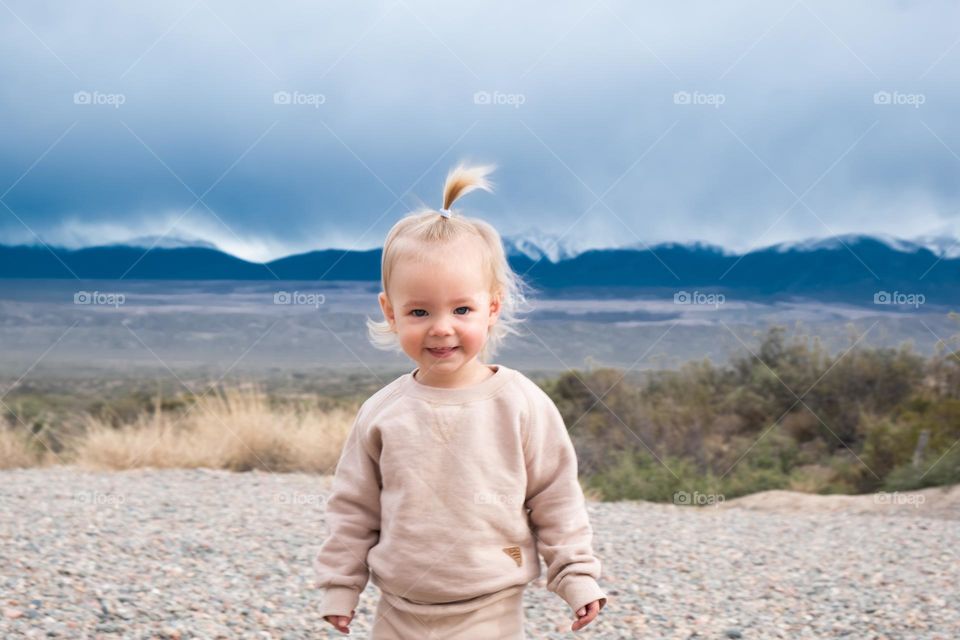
[426,346,459,358]
[378,237,502,388]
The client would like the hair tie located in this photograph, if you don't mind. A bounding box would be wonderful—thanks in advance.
[439,208,452,218]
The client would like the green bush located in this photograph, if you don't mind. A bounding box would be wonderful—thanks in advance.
[551,324,960,502]
[884,447,960,491]
[584,450,704,503]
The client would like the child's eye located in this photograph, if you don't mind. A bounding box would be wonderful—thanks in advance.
[409,307,470,317]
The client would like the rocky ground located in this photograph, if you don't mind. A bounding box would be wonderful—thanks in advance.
[1,467,957,639]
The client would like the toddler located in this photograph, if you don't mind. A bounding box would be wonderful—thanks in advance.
[314,163,607,639]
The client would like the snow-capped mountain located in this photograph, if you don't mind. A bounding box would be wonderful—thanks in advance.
[502,230,584,262]
[115,234,221,251]
[642,240,736,256]
[3,234,959,306]
[909,233,960,259]
[501,233,735,262]
[768,232,960,258]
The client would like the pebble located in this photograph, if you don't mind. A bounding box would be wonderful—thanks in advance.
[1,467,957,639]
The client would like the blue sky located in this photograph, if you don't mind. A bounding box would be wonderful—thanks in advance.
[1,0,959,262]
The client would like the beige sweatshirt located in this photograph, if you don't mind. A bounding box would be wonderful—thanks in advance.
[313,363,607,618]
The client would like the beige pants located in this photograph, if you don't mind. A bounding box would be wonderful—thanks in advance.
[371,588,526,640]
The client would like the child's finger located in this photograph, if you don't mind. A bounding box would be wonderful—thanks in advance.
[577,607,585,616]
[571,601,600,631]
[324,615,351,634]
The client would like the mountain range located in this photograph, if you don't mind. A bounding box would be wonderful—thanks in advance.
[1,234,958,304]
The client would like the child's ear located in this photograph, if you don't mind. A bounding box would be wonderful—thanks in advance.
[378,291,396,330]
[488,291,502,325]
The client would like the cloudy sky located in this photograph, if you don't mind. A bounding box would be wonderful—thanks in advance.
[1,0,959,262]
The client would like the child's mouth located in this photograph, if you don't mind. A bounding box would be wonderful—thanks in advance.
[427,347,458,358]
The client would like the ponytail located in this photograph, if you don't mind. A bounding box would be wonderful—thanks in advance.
[442,163,496,212]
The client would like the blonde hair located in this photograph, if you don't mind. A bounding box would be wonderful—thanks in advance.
[366,162,535,361]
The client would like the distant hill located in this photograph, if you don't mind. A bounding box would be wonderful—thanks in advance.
[1,235,957,305]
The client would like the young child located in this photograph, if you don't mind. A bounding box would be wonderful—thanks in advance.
[314,163,607,639]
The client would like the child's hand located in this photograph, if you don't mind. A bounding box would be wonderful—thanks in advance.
[323,610,355,634]
[571,598,605,632]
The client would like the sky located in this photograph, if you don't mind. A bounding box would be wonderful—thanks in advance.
[1,0,959,263]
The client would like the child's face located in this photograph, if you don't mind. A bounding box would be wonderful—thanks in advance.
[378,240,501,382]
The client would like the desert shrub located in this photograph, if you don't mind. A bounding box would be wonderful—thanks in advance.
[74,385,354,473]
[0,429,42,469]
[884,447,960,491]
[550,324,956,502]
[583,450,704,503]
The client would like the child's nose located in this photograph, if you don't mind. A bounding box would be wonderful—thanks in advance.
[429,317,454,335]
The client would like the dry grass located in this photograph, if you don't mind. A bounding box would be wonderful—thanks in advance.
[787,464,837,493]
[71,385,354,473]
[0,429,42,469]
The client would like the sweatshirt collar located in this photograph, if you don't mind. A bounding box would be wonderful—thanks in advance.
[402,363,512,404]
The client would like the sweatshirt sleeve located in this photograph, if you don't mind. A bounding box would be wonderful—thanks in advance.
[313,404,382,617]
[523,385,608,613]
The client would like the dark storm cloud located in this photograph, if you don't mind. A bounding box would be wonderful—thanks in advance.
[1,0,959,261]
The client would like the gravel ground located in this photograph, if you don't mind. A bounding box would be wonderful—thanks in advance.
[1,467,957,639]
